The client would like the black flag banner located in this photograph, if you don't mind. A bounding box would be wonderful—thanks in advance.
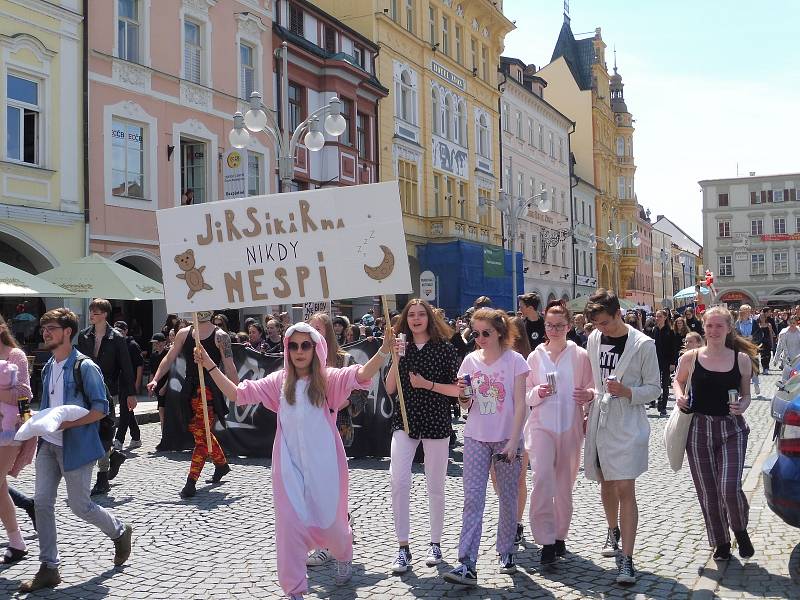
[160,339,394,458]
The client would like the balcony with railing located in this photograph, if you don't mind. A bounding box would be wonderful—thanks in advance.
[428,216,492,244]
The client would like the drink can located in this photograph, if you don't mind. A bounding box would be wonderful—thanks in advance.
[546,372,557,395]
[606,375,617,397]
[397,332,406,357]
[17,395,31,423]
[462,374,473,398]
[727,389,739,405]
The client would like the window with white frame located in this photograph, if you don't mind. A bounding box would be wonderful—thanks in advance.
[6,73,40,165]
[111,117,145,198]
[718,220,730,237]
[774,189,785,202]
[775,251,789,274]
[441,15,449,55]
[517,173,523,197]
[530,233,537,261]
[480,44,488,80]
[405,0,414,33]
[501,102,509,131]
[240,42,254,100]
[431,88,441,135]
[538,123,544,149]
[616,135,624,156]
[443,95,453,139]
[528,119,534,145]
[548,131,554,157]
[118,0,140,62]
[183,20,202,83]
[618,176,626,200]
[774,217,786,234]
[247,151,262,196]
[529,176,534,198]
[750,252,766,275]
[428,5,436,44]
[718,255,732,276]
[751,219,763,236]
[516,111,522,138]
[454,25,463,64]
[453,100,464,145]
[559,138,564,162]
[397,69,416,124]
[477,113,489,157]
[390,0,399,21]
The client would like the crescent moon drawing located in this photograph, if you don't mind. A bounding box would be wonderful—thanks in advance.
[364,245,396,281]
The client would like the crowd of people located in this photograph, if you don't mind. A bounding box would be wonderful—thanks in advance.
[0,287,790,597]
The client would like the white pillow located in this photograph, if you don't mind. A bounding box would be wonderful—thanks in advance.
[14,405,90,441]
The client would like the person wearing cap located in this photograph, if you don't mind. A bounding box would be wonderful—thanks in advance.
[76,298,135,496]
[147,311,238,498]
[112,321,144,450]
[148,333,170,447]
[194,321,394,599]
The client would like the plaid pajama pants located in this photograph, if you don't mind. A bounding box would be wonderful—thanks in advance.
[686,413,750,547]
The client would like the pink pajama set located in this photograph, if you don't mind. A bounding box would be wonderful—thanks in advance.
[524,341,593,546]
[235,325,371,598]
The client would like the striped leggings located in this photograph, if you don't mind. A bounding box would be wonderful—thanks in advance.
[686,413,749,547]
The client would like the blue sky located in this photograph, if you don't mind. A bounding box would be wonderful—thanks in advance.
[502,0,800,242]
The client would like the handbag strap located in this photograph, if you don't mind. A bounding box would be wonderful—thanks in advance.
[682,349,699,397]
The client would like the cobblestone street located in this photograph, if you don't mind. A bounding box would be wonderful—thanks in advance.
[0,374,795,599]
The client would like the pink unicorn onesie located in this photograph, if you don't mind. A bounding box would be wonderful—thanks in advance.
[524,340,593,550]
[206,322,390,599]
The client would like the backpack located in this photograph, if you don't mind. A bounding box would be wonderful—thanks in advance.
[72,353,116,452]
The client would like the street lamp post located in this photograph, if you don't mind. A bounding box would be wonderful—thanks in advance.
[679,254,688,290]
[228,42,347,192]
[659,248,669,308]
[480,162,549,311]
[589,221,641,294]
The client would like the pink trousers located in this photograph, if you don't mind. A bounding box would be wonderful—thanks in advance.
[390,430,449,543]
[527,425,583,545]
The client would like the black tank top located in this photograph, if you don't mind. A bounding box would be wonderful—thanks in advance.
[690,353,741,416]
[183,326,222,386]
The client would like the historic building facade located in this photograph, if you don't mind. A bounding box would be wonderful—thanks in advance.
[0,0,84,321]
[625,203,655,309]
[314,0,515,309]
[701,172,800,308]
[499,56,574,304]
[537,12,639,296]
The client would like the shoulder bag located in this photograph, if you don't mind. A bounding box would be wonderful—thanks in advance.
[664,349,697,472]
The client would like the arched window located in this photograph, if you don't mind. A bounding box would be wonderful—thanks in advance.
[431,87,441,135]
[455,99,466,146]
[477,113,488,157]
[444,93,454,140]
[397,69,416,124]
[616,135,625,156]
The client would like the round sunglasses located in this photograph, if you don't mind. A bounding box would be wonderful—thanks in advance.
[287,340,315,352]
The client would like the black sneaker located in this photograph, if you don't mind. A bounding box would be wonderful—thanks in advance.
[391,546,412,574]
[713,542,731,561]
[554,539,566,557]
[601,527,620,557]
[615,555,635,584]
[108,450,127,481]
[90,472,110,496]
[540,544,557,565]
[443,562,477,586]
[498,553,516,574]
[514,523,524,545]
[734,530,754,559]
[205,463,231,484]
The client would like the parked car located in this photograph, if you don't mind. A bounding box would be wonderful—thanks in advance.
[763,371,800,528]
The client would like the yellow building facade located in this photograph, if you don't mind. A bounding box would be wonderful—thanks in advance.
[314,0,514,300]
[0,0,85,318]
[538,19,639,296]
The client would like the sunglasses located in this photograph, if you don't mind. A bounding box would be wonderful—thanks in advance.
[471,329,493,339]
[287,341,315,352]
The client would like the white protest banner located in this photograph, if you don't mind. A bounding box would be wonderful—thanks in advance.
[222,148,248,200]
[156,182,412,314]
[303,301,331,321]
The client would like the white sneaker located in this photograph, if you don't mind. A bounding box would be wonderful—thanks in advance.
[128,439,142,449]
[112,440,123,451]
[334,560,352,585]
[306,548,331,566]
[425,543,443,566]
[391,547,412,574]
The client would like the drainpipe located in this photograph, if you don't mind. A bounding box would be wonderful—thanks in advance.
[82,0,90,326]
[567,121,576,299]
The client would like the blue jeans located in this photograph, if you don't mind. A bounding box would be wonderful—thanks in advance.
[34,441,124,568]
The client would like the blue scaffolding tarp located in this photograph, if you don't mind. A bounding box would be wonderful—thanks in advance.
[417,240,523,317]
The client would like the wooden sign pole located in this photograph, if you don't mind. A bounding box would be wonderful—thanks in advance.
[381,296,409,434]
[192,313,214,451]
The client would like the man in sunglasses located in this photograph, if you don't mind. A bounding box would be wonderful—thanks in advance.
[147,311,238,498]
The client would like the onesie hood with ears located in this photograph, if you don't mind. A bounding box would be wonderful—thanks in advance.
[283,322,328,370]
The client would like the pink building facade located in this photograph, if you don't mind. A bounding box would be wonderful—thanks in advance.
[88,0,275,334]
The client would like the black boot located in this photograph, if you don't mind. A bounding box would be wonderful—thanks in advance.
[108,450,127,481]
[90,472,110,496]
[734,530,754,559]
[179,477,197,499]
[205,463,231,484]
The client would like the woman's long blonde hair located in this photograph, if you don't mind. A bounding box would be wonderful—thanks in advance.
[282,333,328,407]
[702,305,760,374]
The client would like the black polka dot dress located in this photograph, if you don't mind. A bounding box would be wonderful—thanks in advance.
[391,340,459,440]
